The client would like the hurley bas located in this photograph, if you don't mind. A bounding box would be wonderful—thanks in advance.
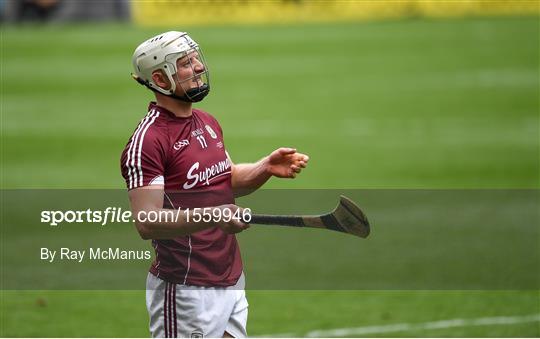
[41,247,152,263]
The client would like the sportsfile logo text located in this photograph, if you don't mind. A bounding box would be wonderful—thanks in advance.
[41,207,145,226]
[40,207,251,227]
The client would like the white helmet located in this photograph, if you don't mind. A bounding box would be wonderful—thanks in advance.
[131,31,210,102]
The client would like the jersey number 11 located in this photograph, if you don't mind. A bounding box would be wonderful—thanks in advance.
[196,135,208,149]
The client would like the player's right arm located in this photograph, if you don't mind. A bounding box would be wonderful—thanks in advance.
[128,185,249,239]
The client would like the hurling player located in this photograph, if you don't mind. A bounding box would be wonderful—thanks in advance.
[121,31,309,338]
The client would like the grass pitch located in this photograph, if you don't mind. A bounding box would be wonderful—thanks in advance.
[1,16,539,337]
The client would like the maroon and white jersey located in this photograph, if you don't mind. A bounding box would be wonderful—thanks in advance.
[120,102,242,287]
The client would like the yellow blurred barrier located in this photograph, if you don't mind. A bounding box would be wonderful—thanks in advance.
[131,0,539,27]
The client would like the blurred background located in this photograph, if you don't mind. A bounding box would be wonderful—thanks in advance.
[1,0,539,337]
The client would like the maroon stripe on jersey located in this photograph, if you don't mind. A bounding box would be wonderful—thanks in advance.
[126,109,156,189]
[164,281,169,338]
[152,240,161,278]
[168,283,174,338]
[183,236,192,284]
[172,284,177,337]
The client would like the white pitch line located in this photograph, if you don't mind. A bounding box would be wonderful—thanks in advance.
[256,313,540,338]
[306,313,540,337]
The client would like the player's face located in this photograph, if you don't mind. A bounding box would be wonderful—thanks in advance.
[175,51,206,94]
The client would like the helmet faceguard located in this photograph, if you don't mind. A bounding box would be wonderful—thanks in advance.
[132,31,210,102]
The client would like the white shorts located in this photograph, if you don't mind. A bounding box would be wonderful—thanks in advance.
[146,272,248,338]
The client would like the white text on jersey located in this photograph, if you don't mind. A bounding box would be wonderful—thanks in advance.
[183,158,232,189]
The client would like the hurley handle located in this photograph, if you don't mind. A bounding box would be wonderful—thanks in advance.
[247,214,306,227]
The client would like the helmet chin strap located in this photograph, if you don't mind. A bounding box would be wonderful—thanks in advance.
[168,74,210,103]
[169,83,210,103]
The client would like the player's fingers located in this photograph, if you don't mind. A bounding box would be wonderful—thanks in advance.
[234,220,250,230]
[293,153,309,161]
[291,165,302,173]
[297,161,307,168]
[292,154,309,164]
[278,147,296,155]
[235,208,250,229]
[225,221,248,234]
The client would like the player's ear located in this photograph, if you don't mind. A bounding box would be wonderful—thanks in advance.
[151,70,171,90]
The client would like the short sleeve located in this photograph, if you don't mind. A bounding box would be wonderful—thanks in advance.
[120,129,165,190]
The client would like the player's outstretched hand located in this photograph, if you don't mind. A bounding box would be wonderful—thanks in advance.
[215,204,250,234]
[266,147,309,179]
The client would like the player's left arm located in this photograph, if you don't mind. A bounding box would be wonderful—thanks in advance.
[230,147,309,197]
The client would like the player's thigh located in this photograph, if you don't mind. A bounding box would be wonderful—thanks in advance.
[224,289,248,338]
[174,287,239,337]
[146,273,169,338]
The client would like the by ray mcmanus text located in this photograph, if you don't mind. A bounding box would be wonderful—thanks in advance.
[40,247,152,263]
